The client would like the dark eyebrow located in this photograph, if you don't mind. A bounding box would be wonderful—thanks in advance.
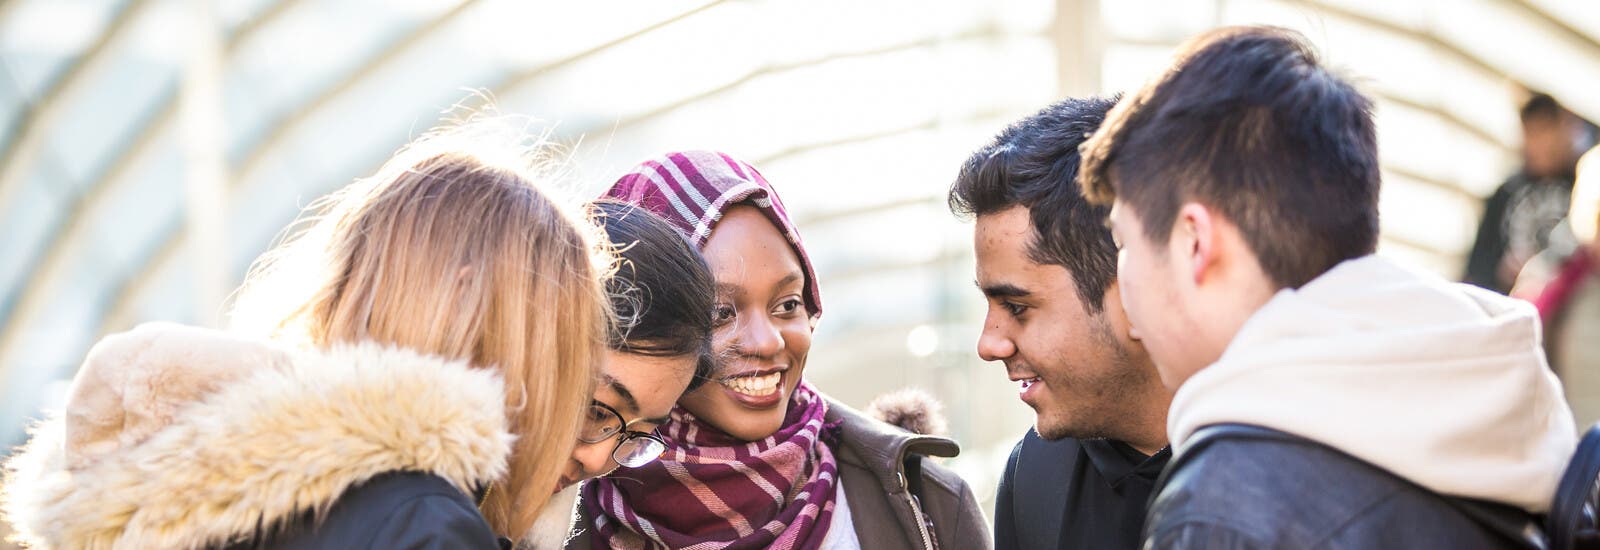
[602,375,671,427]
[775,272,802,292]
[603,375,641,415]
[715,272,805,298]
[978,281,1031,299]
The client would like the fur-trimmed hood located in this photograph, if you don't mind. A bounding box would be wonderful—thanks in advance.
[1,324,513,549]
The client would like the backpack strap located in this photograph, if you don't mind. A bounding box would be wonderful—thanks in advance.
[1009,432,1081,550]
[1550,423,1600,550]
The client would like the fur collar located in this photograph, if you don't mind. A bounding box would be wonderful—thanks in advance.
[2,342,513,549]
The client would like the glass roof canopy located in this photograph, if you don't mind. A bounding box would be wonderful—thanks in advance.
[2,0,1595,514]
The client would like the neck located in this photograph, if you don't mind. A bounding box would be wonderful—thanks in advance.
[1124,413,1171,457]
[1129,439,1167,457]
[1124,355,1175,457]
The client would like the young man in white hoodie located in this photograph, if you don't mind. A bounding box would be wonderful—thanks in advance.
[1078,26,1578,548]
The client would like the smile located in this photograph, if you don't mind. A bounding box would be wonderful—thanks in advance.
[719,371,782,397]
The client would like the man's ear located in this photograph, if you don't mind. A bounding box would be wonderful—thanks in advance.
[1175,203,1215,285]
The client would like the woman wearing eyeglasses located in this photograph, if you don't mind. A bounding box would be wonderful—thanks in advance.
[525,200,716,546]
[568,200,715,486]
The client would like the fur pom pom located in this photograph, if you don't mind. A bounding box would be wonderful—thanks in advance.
[866,388,948,436]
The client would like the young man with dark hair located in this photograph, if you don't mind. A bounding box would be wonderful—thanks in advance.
[949,96,1172,550]
[1080,26,1577,548]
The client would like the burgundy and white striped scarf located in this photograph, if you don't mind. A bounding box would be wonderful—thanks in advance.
[584,382,840,550]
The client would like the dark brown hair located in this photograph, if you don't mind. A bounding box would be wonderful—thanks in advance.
[1079,26,1380,289]
[949,96,1120,311]
[589,200,715,390]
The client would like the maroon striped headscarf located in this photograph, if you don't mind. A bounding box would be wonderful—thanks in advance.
[599,150,822,321]
[584,151,840,549]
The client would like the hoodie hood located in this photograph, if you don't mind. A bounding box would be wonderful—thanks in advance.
[2,324,513,549]
[1169,255,1577,513]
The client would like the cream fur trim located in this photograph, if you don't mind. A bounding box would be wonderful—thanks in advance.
[524,483,581,549]
[2,342,513,549]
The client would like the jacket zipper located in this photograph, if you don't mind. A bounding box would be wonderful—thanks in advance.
[899,471,936,550]
[907,493,936,550]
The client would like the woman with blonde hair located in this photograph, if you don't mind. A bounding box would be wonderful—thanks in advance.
[1,120,609,548]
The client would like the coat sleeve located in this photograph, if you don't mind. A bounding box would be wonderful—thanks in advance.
[363,494,501,549]
[992,438,1025,550]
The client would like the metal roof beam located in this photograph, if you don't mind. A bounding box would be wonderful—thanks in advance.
[0,0,155,213]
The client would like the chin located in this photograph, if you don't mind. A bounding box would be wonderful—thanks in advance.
[1033,411,1077,441]
[721,416,785,441]
[1034,423,1071,441]
[680,389,788,442]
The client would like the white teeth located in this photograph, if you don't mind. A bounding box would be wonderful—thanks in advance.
[1020,377,1041,389]
[722,372,782,397]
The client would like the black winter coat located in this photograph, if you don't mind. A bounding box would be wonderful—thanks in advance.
[222,472,500,550]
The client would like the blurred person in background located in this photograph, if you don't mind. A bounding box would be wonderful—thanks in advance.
[1465,92,1595,294]
[0,120,611,549]
[572,151,989,550]
[530,200,717,547]
[1081,26,1575,548]
[1534,146,1600,430]
[948,96,1172,550]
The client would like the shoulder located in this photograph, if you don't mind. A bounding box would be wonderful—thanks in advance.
[1154,429,1516,548]
[915,455,973,499]
[332,471,486,522]
[1149,435,1346,546]
[260,472,498,549]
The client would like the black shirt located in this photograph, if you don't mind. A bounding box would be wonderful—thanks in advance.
[994,430,1172,550]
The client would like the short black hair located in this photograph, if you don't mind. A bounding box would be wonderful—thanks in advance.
[1520,92,1567,124]
[949,95,1120,312]
[589,200,715,390]
[1080,26,1380,289]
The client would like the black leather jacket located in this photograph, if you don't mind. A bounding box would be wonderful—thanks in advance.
[1145,425,1547,550]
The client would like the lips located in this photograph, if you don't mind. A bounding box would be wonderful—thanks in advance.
[1011,372,1044,406]
[722,371,781,396]
[718,368,787,409]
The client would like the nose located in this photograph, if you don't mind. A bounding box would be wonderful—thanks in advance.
[569,440,617,483]
[976,314,1015,362]
[737,313,785,358]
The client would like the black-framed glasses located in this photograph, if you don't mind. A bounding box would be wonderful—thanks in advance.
[579,401,667,468]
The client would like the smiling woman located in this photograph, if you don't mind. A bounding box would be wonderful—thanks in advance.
[571,151,990,550]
